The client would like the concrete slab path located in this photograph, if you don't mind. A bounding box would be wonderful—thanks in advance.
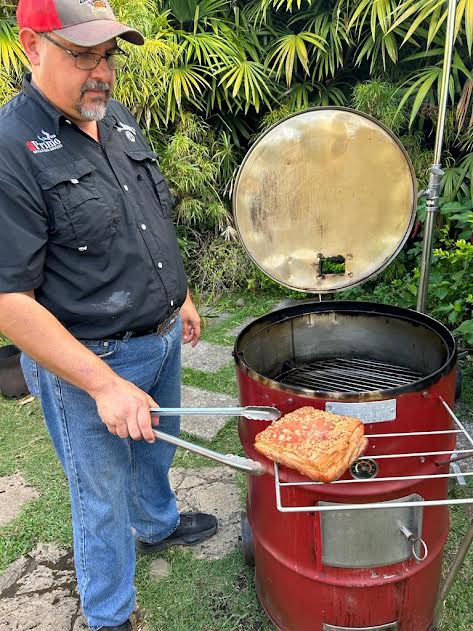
[180,385,238,440]
[181,340,231,373]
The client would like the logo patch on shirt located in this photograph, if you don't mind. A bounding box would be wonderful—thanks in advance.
[116,122,136,143]
[26,130,63,154]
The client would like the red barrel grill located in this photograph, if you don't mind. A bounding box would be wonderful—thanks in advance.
[231,109,473,631]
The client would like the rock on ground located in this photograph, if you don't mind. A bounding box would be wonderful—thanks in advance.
[149,558,171,581]
[0,473,39,527]
[170,466,241,560]
[0,544,82,631]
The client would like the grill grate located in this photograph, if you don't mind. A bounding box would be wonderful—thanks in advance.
[275,357,425,393]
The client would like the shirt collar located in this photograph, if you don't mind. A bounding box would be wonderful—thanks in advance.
[22,74,65,136]
[98,108,119,144]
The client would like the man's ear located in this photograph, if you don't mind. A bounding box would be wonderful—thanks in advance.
[19,29,42,66]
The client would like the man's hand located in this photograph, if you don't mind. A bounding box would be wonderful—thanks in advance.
[93,376,159,443]
[180,291,201,347]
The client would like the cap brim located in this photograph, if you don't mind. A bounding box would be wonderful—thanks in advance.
[52,20,144,47]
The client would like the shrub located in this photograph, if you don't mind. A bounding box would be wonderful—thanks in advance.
[187,238,274,297]
[352,80,407,135]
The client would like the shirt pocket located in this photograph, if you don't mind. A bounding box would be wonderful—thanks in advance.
[125,149,173,218]
[37,159,119,248]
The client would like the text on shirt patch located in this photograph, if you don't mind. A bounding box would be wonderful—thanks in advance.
[26,130,63,154]
[115,122,136,143]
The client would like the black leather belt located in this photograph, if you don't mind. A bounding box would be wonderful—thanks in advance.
[109,309,180,341]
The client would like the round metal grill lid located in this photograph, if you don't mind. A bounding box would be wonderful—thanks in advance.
[233,108,417,293]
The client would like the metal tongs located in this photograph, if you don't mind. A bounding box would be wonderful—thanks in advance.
[150,406,280,476]
[150,406,280,421]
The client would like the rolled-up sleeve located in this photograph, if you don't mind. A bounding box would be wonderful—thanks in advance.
[0,177,48,292]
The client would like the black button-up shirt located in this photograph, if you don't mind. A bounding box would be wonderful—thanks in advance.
[0,75,187,339]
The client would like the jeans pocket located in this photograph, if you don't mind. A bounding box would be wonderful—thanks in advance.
[80,339,119,359]
[20,353,40,397]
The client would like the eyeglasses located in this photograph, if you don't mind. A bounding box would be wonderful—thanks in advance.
[42,33,128,70]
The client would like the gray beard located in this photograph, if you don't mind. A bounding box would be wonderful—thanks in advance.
[76,100,108,121]
[75,80,111,121]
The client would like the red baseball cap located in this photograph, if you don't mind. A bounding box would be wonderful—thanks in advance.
[17,0,144,47]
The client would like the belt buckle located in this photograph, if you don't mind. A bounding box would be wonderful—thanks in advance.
[156,309,179,336]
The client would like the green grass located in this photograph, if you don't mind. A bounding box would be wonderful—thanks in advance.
[0,291,472,630]
[136,550,273,631]
[0,397,71,571]
[199,293,280,347]
[182,364,238,396]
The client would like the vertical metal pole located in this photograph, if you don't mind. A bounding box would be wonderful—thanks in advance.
[435,519,473,624]
[417,0,458,312]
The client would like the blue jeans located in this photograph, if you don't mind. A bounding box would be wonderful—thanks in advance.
[21,319,182,629]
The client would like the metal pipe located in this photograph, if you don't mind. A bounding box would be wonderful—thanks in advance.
[435,519,473,623]
[417,0,458,312]
[440,397,473,448]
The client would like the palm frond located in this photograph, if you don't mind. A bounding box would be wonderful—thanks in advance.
[179,31,234,64]
[166,65,210,120]
[0,18,28,75]
[290,8,351,81]
[267,31,326,86]
[218,56,273,112]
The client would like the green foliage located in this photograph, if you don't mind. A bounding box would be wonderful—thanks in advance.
[0,64,19,106]
[158,112,234,234]
[352,80,407,134]
[0,10,28,74]
[430,238,473,344]
[187,237,269,296]
[345,237,473,347]
[111,1,176,129]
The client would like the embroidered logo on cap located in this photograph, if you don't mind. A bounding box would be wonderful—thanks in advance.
[79,0,110,13]
[26,130,63,154]
[116,122,136,143]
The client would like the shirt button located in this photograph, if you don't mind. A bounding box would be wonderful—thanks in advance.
[157,262,163,269]
[123,184,129,191]
[141,224,147,230]
[137,174,143,181]
[65,119,72,125]
[170,300,174,307]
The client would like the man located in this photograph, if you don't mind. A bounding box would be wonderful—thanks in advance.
[0,1,217,629]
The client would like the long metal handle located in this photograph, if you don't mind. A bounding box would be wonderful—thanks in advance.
[417,0,457,312]
[436,518,473,621]
[150,406,279,421]
[152,428,265,476]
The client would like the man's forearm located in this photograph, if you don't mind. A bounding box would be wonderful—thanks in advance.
[0,291,117,398]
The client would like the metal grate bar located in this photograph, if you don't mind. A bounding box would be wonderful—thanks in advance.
[314,358,422,381]
[287,367,412,389]
[362,449,473,460]
[278,471,473,485]
[276,357,425,392]
[283,372,368,392]
[367,430,461,438]
[273,399,473,512]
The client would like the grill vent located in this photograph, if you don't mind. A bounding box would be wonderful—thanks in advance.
[275,358,424,393]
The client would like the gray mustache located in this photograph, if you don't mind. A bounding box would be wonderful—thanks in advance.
[80,81,110,97]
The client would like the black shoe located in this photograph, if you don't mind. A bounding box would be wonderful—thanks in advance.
[99,622,131,630]
[136,512,218,554]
